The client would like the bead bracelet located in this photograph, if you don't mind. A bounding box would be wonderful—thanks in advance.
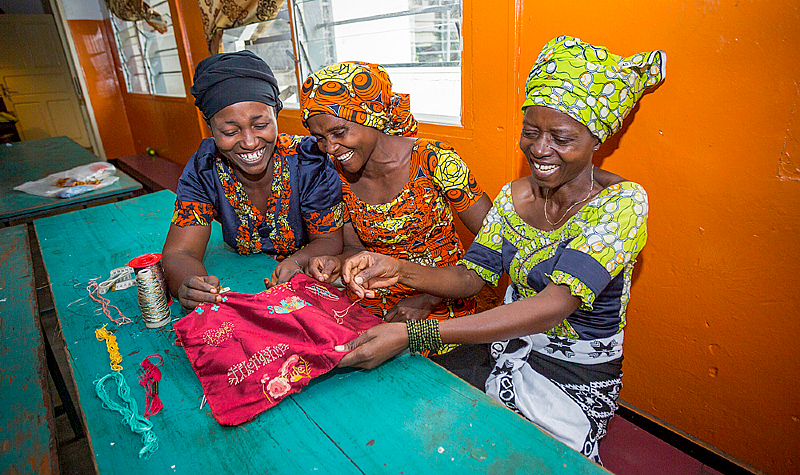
[406,319,443,354]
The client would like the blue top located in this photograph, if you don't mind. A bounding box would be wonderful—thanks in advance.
[172,134,343,256]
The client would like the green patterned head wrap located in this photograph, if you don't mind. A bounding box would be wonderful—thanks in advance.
[523,35,666,143]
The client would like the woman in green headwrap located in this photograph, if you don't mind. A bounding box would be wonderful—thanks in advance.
[331,36,666,463]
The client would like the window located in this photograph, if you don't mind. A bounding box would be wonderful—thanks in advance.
[110,1,186,97]
[222,0,462,124]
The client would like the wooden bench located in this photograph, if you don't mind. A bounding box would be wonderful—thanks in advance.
[110,154,184,193]
[0,225,59,474]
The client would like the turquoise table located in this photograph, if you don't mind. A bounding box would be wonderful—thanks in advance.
[0,226,58,474]
[35,190,609,474]
[1,136,142,225]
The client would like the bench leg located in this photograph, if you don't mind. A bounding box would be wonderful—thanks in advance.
[42,325,85,440]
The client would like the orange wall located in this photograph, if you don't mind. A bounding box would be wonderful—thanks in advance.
[73,0,799,473]
[509,2,798,474]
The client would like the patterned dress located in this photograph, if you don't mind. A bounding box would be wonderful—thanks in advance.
[337,139,484,344]
[460,181,648,462]
[172,134,344,256]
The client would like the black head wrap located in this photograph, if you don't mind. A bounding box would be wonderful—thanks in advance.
[190,50,283,119]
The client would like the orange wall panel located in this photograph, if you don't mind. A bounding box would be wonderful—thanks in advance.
[513,2,800,474]
[66,19,135,160]
[121,94,203,163]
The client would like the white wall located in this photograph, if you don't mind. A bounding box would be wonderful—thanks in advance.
[60,0,106,20]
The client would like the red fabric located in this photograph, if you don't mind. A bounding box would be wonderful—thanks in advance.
[174,274,383,425]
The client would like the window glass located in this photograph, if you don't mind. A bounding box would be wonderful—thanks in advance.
[110,0,185,97]
[221,2,299,108]
[225,0,462,124]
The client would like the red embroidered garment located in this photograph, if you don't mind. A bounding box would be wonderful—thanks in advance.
[174,274,383,425]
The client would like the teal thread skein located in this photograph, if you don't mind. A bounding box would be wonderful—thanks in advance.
[94,371,159,459]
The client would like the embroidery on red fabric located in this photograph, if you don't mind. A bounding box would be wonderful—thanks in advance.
[261,354,313,402]
[173,274,384,425]
[203,322,234,347]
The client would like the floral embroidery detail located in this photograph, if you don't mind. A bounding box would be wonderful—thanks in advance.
[215,158,266,255]
[171,200,214,227]
[266,376,290,399]
[195,307,204,315]
[221,296,228,302]
[261,354,313,402]
[227,343,289,385]
[203,322,234,347]
[268,145,296,254]
[210,304,220,311]
[266,295,311,314]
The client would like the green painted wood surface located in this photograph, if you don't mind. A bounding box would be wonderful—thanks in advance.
[0,225,58,475]
[35,190,610,474]
[0,136,142,221]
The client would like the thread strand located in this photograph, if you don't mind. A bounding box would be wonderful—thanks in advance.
[94,371,159,459]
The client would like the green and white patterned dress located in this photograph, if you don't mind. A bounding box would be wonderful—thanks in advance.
[460,180,648,463]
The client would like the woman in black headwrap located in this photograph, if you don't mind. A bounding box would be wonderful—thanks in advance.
[162,51,344,311]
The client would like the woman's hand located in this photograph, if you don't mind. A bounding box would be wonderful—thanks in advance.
[335,322,408,369]
[179,275,222,311]
[342,251,403,298]
[308,255,342,283]
[384,293,442,322]
[268,260,303,287]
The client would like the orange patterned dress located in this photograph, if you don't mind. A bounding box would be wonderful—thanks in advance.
[337,138,484,347]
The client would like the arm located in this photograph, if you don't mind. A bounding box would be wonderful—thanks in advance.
[342,251,486,299]
[162,223,221,311]
[337,281,580,368]
[456,193,492,235]
[269,227,343,285]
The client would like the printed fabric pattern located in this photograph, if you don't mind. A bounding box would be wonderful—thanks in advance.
[173,274,384,426]
[338,139,484,331]
[523,35,666,143]
[172,134,344,256]
[461,181,648,339]
[300,61,417,137]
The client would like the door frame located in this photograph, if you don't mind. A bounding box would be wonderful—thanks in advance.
[46,0,105,158]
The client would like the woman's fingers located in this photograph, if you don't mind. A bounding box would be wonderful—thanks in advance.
[308,256,340,282]
[342,252,401,298]
[335,323,408,369]
[180,275,222,310]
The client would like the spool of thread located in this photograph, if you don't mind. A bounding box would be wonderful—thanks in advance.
[135,269,171,328]
[129,253,172,329]
[128,253,172,305]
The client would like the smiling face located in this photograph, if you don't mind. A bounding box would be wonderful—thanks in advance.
[519,105,600,189]
[208,101,278,181]
[305,114,380,173]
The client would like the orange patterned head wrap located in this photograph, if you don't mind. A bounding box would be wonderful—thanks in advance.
[300,62,417,137]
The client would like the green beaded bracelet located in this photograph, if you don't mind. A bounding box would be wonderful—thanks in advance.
[406,319,442,354]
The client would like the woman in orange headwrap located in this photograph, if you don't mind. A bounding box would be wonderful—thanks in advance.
[300,62,492,358]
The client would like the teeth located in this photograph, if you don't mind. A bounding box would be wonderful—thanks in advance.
[534,162,558,172]
[238,148,264,163]
[336,150,354,162]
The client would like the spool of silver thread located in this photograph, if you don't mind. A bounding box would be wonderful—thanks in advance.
[136,268,171,328]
